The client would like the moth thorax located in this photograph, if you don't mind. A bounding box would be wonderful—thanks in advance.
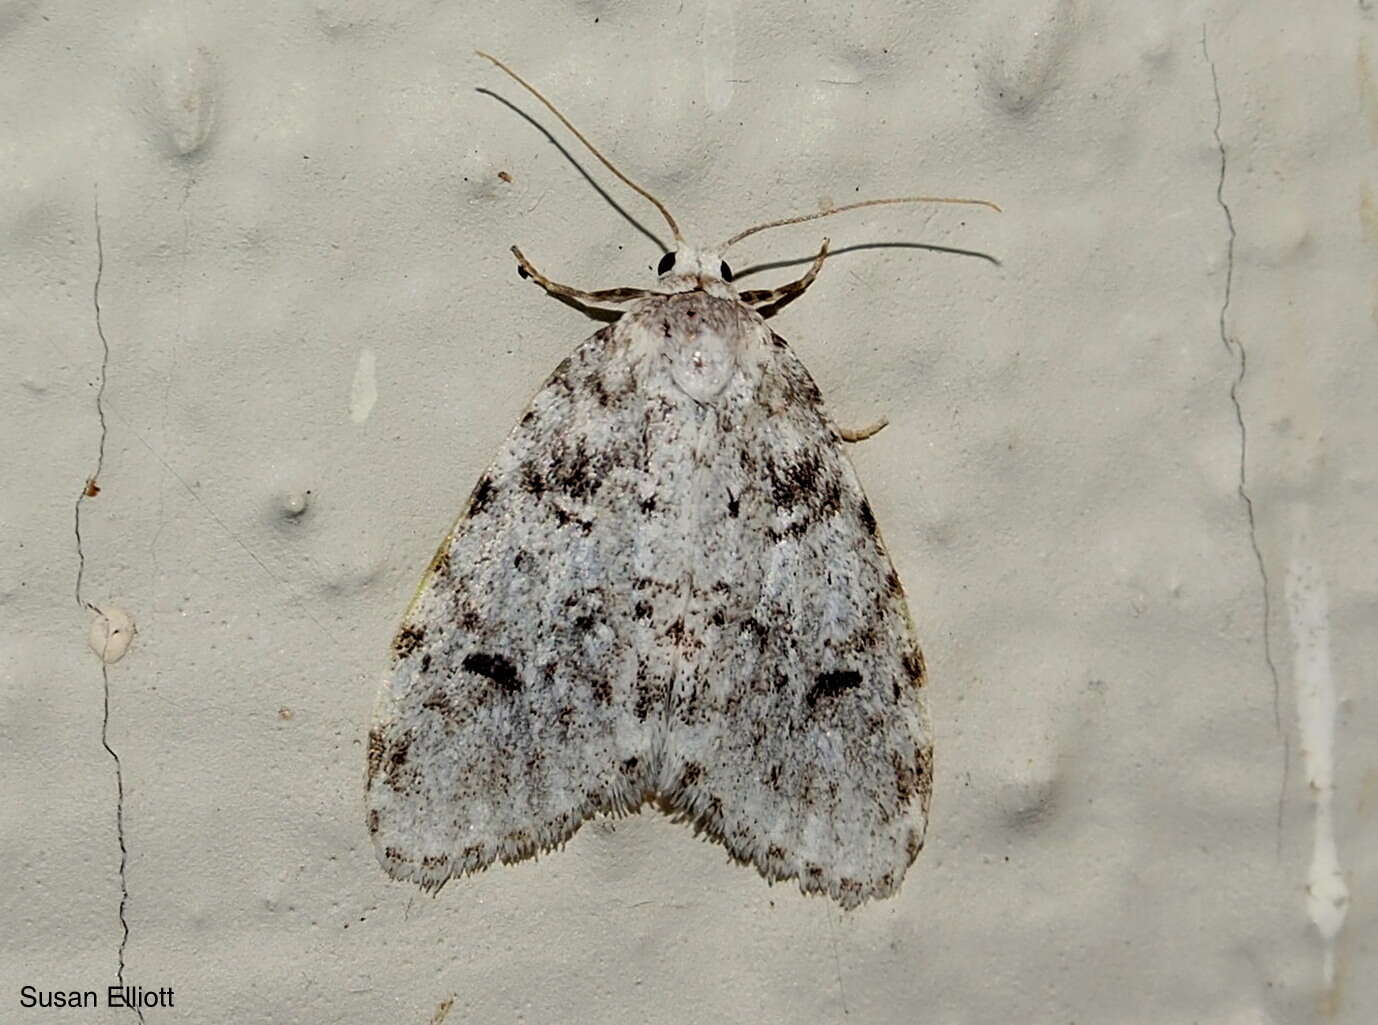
[667,320,737,402]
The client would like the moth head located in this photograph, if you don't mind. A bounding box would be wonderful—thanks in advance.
[656,245,736,300]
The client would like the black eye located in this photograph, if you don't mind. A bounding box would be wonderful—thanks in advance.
[719,261,734,282]
[657,252,676,275]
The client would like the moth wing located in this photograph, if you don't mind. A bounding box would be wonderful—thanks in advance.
[661,333,932,909]
[366,323,672,890]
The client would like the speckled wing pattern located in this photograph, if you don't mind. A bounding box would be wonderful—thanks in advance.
[366,291,931,908]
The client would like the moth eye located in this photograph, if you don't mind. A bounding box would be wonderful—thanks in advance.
[657,252,676,275]
[719,261,734,282]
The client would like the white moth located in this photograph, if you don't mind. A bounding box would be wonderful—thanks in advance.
[366,53,998,909]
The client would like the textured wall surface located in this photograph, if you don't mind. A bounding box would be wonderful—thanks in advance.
[2,1,1374,1022]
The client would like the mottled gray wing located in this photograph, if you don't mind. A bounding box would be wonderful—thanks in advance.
[659,331,932,909]
[366,322,680,890]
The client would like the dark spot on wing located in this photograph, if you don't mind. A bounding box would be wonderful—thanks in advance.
[520,464,547,497]
[806,669,863,707]
[546,355,576,391]
[905,828,925,861]
[886,568,905,597]
[903,649,926,686]
[591,675,612,704]
[679,762,703,787]
[467,474,497,515]
[367,809,379,834]
[383,730,414,791]
[727,489,740,518]
[893,750,921,802]
[432,547,452,579]
[462,652,520,692]
[633,674,661,720]
[392,624,426,660]
[765,448,841,518]
[665,617,686,645]
[633,600,653,620]
[550,505,594,533]
[549,438,602,500]
[857,498,877,535]
[838,879,863,905]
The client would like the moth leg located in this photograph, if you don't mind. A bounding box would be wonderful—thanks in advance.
[839,417,888,443]
[738,238,830,319]
[511,246,654,311]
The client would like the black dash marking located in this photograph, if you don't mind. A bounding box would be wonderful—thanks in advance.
[468,474,496,515]
[858,497,877,535]
[807,669,862,707]
[462,652,520,692]
[727,489,740,518]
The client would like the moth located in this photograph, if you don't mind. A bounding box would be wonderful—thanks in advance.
[365,53,997,908]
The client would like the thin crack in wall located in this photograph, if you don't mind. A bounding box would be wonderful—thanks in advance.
[75,190,144,1024]
[1200,29,1289,846]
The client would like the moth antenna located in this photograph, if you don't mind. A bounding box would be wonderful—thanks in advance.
[477,51,684,244]
[720,195,1001,252]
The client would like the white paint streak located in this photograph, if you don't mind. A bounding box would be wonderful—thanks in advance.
[701,0,736,112]
[350,347,377,423]
[1284,505,1348,990]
